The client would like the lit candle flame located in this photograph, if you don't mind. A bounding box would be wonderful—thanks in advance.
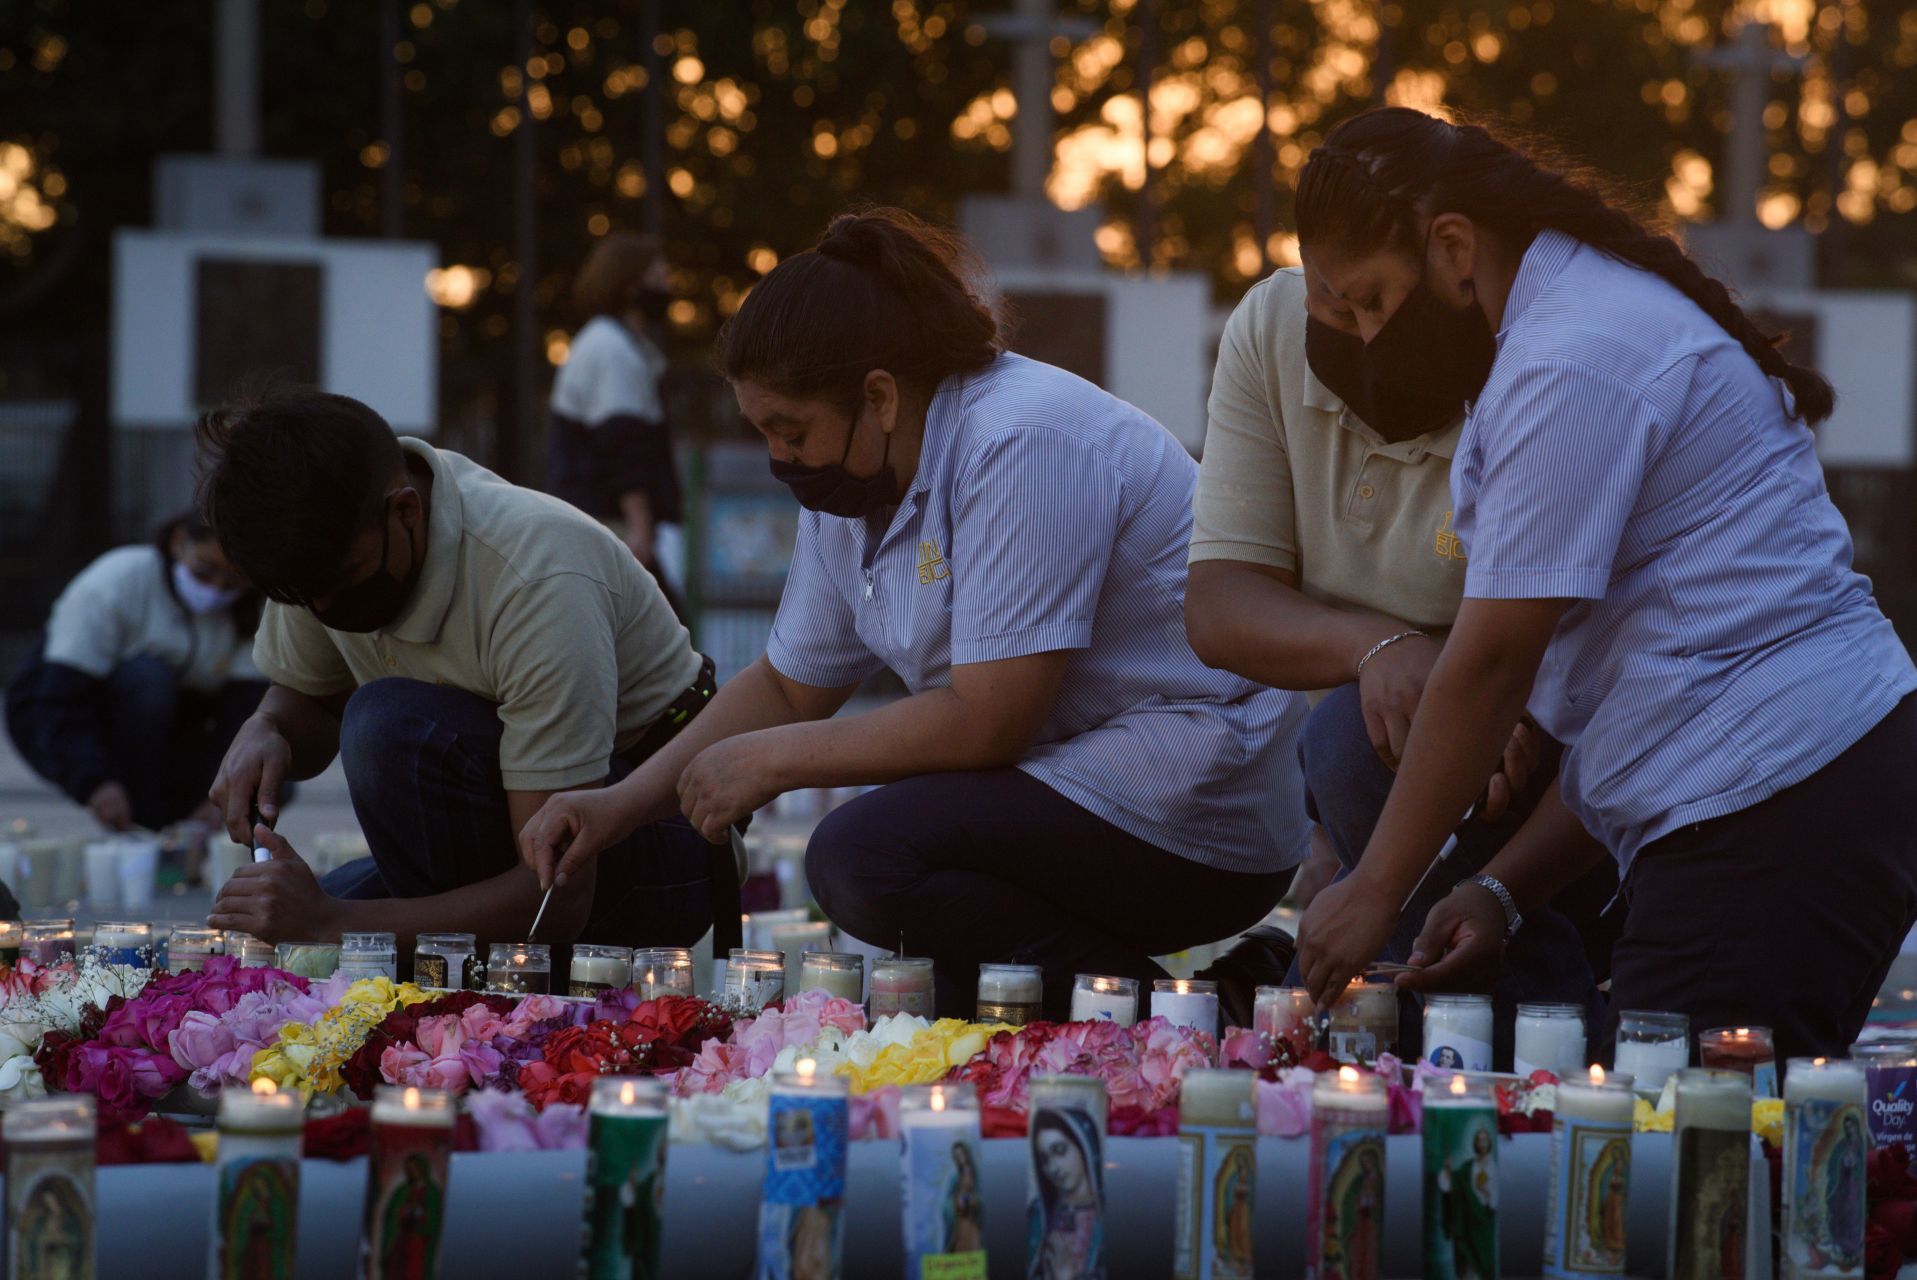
[1175,979,1191,995]
[931,1087,946,1113]
[1338,1065,1360,1085]
[1449,1074,1467,1096]
[1589,1065,1606,1085]
[795,1057,817,1081]
[251,1077,277,1096]
[403,1086,421,1109]
[620,1080,637,1106]
[1734,1027,1750,1037]
[1812,1056,1827,1066]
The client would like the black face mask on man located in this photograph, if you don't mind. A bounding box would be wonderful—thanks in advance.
[769,411,901,519]
[312,495,421,633]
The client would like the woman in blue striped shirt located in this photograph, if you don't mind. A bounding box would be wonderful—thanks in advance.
[521,209,1312,1021]
[1291,107,1917,1062]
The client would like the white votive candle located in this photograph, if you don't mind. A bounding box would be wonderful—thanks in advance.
[1308,1067,1388,1280]
[1781,1058,1866,1279]
[1175,1068,1257,1280]
[1515,1002,1588,1079]
[1421,993,1493,1072]
[1544,1066,1635,1278]
[1152,979,1220,1043]
[976,963,1043,1026]
[798,951,864,1003]
[1329,980,1399,1066]
[210,1080,303,1278]
[1614,1009,1690,1095]
[870,956,935,1019]
[569,944,634,997]
[1070,975,1139,1027]
[634,947,696,1000]
[1668,1068,1752,1280]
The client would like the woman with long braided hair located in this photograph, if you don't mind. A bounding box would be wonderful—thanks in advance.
[1291,106,1917,1063]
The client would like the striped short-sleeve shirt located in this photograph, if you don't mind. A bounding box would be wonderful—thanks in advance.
[766,353,1312,875]
[1454,230,1917,868]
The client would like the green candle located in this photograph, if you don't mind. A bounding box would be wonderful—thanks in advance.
[580,1076,671,1280]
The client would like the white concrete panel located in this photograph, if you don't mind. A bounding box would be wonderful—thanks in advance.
[1747,287,1916,467]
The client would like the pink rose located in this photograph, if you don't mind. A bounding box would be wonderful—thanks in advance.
[66,1045,183,1115]
[850,1087,901,1141]
[100,993,194,1052]
[468,1089,588,1152]
[166,1009,236,1077]
[1255,1070,1316,1138]
[672,1040,753,1096]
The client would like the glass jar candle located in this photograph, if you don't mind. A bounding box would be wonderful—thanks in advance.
[0,919,22,968]
[760,1059,851,1278]
[976,962,1043,1026]
[1069,975,1139,1026]
[900,1083,986,1278]
[1151,978,1220,1043]
[85,920,153,968]
[1176,1069,1258,1280]
[413,932,475,989]
[5,1095,96,1277]
[570,943,634,998]
[1668,1069,1752,1279]
[580,1076,671,1278]
[1543,1066,1635,1278]
[1328,980,1399,1067]
[1254,986,1319,1064]
[224,931,274,968]
[165,926,223,974]
[1698,1025,1777,1098]
[870,956,935,1019]
[1613,1009,1690,1095]
[23,918,75,966]
[1850,1040,1917,1156]
[1781,1058,1866,1279]
[273,942,340,980]
[337,931,398,983]
[210,1082,303,1279]
[1515,1002,1589,1080]
[1422,1073,1500,1279]
[1422,993,1494,1072]
[1309,1067,1387,1280]
[798,951,864,1002]
[362,1088,454,1277]
[634,947,695,1000]
[486,943,552,995]
[1027,1075,1109,1280]
[722,948,785,1012]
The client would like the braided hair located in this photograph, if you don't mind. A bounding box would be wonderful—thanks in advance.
[1295,107,1834,425]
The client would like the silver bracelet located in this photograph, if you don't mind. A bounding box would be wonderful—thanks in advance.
[1355,629,1430,676]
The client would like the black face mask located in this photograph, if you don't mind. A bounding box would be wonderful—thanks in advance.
[634,286,673,326]
[769,414,900,518]
[312,499,420,633]
[1304,282,1496,443]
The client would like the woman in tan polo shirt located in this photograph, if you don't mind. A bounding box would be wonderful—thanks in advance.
[1185,263,1611,1068]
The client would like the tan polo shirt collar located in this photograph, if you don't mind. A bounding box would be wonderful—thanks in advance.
[1300,361,1463,462]
[384,438,463,645]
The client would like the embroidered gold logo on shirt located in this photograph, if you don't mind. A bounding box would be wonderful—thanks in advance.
[917,540,951,584]
[1435,512,1468,562]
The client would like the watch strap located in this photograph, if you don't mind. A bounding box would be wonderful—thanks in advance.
[1466,873,1522,939]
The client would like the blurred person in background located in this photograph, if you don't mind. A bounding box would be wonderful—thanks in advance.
[5,512,267,832]
[547,232,687,617]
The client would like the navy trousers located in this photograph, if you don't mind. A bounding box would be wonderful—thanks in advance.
[316,678,712,951]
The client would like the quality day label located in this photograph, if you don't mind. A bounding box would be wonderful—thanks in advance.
[1671,1126,1752,1280]
[1542,1115,1631,1277]
[213,1154,299,1280]
[578,1111,669,1280]
[757,1094,847,1280]
[8,1142,93,1280]
[1425,1033,1494,1074]
[1422,1104,1499,1280]
[1864,1065,1917,1157]
[1173,1125,1255,1280]
[1783,1098,1866,1278]
[1309,1128,1385,1280]
[901,1128,986,1280]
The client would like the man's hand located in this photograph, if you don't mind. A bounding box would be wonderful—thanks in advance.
[86,781,132,832]
[210,714,294,842]
[677,733,786,843]
[206,824,340,945]
[1396,883,1509,994]
[1296,872,1401,1008]
[519,787,630,892]
[1355,633,1441,770]
[1479,717,1542,822]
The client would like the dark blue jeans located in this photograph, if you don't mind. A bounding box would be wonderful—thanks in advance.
[108,656,270,831]
[1298,683,1606,1068]
[316,678,712,951]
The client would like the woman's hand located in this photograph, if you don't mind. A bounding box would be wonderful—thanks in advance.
[1296,872,1401,1008]
[677,734,789,843]
[1396,884,1508,994]
[518,787,630,891]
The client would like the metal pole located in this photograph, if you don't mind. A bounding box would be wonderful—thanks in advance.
[1134,0,1156,268]
[508,0,539,484]
[215,0,260,156]
[640,0,665,237]
[1252,0,1276,273]
[380,0,404,238]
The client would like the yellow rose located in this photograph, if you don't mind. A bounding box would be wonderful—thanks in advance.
[1633,1097,1672,1133]
[1752,1098,1785,1147]
[939,1023,993,1069]
[189,1131,219,1164]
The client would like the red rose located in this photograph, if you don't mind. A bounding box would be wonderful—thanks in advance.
[96,1117,198,1166]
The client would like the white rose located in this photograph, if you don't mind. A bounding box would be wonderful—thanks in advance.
[0,1055,46,1102]
[0,1017,47,1062]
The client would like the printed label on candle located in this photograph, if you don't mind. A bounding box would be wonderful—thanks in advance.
[758,1093,847,1280]
[1863,1064,1917,1157]
[413,954,448,988]
[213,1155,299,1280]
[1173,1125,1255,1280]
[1753,1061,1778,1100]
[976,1000,1040,1027]
[359,1122,451,1280]
[579,1109,668,1280]
[7,1139,93,1280]
[1543,1115,1631,1277]
[92,945,146,968]
[901,1125,986,1280]
[1782,1097,1866,1278]
[570,980,616,999]
[871,988,935,1019]
[1027,1101,1106,1280]
[1423,1105,1499,1280]
[1425,1034,1493,1074]
[729,973,784,1011]
[1309,1129,1384,1280]
[1671,1127,1751,1280]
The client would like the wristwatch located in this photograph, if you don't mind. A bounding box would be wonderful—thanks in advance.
[1465,873,1523,939]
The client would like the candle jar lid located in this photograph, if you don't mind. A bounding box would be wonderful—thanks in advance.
[1426,1072,1495,1104]
[728,947,783,970]
[372,1085,456,1126]
[901,1082,979,1114]
[488,942,551,964]
[589,1075,668,1114]
[572,943,634,963]
[416,932,476,950]
[1618,1009,1689,1037]
[1516,1001,1585,1019]
[1152,978,1218,994]
[4,1094,95,1140]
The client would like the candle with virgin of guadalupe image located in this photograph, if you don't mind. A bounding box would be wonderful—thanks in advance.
[1028,1075,1108,1280]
